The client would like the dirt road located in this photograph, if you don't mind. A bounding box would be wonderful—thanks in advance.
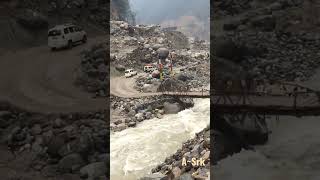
[110,75,161,98]
[0,37,106,114]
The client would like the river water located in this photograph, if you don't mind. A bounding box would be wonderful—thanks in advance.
[110,99,210,180]
[213,72,320,180]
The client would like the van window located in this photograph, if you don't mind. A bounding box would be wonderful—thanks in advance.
[69,27,74,33]
[48,30,61,36]
[74,26,81,32]
[64,28,69,34]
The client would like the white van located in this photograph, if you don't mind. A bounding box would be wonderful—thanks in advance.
[143,64,156,73]
[48,24,87,50]
[124,69,137,78]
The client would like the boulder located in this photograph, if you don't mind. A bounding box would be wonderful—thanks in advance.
[128,121,136,127]
[157,79,188,92]
[179,173,193,180]
[79,162,107,179]
[152,44,162,50]
[135,113,144,121]
[163,102,181,114]
[157,48,169,60]
[172,167,182,178]
[0,111,12,119]
[31,124,42,135]
[176,73,192,82]
[47,136,65,156]
[58,153,85,173]
[115,65,125,72]
[250,15,276,31]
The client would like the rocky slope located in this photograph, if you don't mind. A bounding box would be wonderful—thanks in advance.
[111,0,134,23]
[212,0,320,168]
[0,104,108,179]
[75,42,108,97]
[213,0,320,82]
[110,20,209,92]
[149,127,210,180]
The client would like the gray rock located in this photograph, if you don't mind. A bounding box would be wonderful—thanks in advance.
[152,44,162,50]
[115,65,125,71]
[116,124,126,131]
[250,15,275,31]
[47,136,65,156]
[140,173,166,180]
[80,162,107,179]
[135,113,144,121]
[163,102,181,114]
[128,110,136,117]
[114,119,123,125]
[58,153,85,173]
[268,2,283,11]
[177,73,192,82]
[31,124,42,135]
[128,121,136,127]
[53,118,64,128]
[158,109,165,115]
[172,167,182,178]
[0,111,11,119]
[41,165,58,177]
[157,48,169,60]
[223,19,242,31]
[179,173,193,180]
[145,112,152,119]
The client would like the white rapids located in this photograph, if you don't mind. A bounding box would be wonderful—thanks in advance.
[110,99,210,180]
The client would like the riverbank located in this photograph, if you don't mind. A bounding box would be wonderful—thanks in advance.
[110,95,194,132]
[149,126,210,180]
[110,98,209,180]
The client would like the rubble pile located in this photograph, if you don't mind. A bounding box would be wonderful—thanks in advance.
[48,0,109,29]
[110,21,170,70]
[235,31,320,82]
[111,20,210,91]
[0,107,108,179]
[149,127,210,180]
[214,0,320,82]
[76,43,108,97]
[135,75,162,93]
[213,0,303,18]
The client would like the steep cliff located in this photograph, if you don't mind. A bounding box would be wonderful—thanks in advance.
[110,0,135,24]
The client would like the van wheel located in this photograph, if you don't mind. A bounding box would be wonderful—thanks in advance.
[82,35,87,43]
[67,40,73,49]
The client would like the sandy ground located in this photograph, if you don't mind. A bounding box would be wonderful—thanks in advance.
[0,37,106,114]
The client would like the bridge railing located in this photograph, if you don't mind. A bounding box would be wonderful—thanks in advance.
[161,88,210,97]
[212,82,320,108]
